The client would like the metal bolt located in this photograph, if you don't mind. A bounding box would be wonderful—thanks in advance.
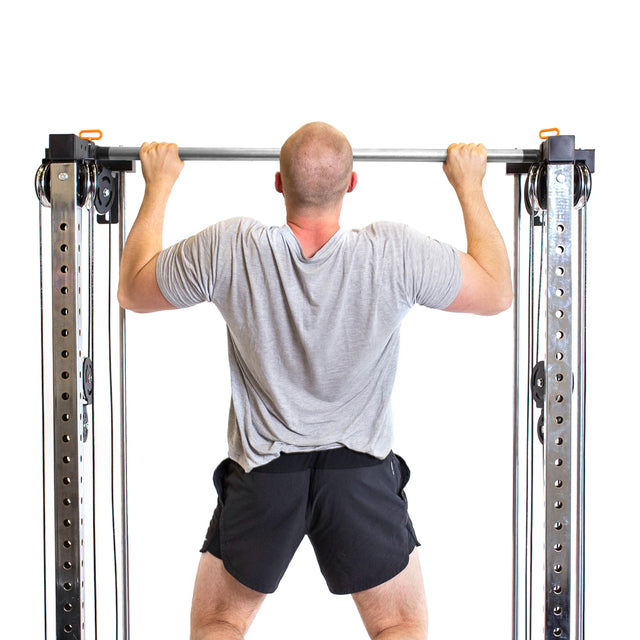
[556,174,566,183]
[102,188,111,198]
[58,172,69,181]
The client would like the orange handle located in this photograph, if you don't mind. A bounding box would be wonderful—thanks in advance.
[539,127,560,140]
[79,129,103,141]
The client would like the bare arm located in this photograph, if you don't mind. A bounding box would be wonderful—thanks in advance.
[442,143,513,316]
[117,142,184,313]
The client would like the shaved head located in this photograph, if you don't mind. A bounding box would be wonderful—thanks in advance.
[279,122,353,210]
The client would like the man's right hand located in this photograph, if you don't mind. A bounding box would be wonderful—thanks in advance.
[442,143,487,196]
[441,142,513,316]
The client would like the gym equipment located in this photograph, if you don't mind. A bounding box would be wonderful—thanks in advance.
[36,132,593,640]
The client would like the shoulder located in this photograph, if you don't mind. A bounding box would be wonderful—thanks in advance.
[348,221,408,247]
[357,220,407,236]
[350,222,440,253]
[213,216,263,235]
[199,217,270,247]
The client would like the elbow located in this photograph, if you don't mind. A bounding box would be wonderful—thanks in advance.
[502,289,514,312]
[485,287,513,316]
[117,280,141,313]
[117,283,133,311]
[117,276,176,314]
[494,293,513,315]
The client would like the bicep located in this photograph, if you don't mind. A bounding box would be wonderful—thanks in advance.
[444,251,505,316]
[118,253,177,313]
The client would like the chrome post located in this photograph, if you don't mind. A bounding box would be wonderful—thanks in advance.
[544,162,574,640]
[48,162,88,639]
[118,171,131,640]
[512,174,522,640]
[576,197,588,640]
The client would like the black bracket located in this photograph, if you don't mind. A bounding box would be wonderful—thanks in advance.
[509,136,595,225]
[42,134,134,224]
[530,360,575,445]
[531,361,546,444]
[94,166,120,224]
[82,357,94,405]
[507,135,595,176]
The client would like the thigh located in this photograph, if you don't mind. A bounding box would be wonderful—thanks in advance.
[308,453,419,594]
[191,551,266,639]
[351,549,428,639]
[201,459,309,593]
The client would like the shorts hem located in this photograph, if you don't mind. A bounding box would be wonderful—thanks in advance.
[201,548,278,595]
[327,538,418,595]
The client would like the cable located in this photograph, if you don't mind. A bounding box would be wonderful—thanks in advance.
[88,193,99,640]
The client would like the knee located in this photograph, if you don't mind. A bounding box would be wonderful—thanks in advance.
[371,619,428,640]
[190,618,246,640]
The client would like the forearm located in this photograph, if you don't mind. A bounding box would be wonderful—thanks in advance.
[117,142,184,311]
[457,185,512,297]
[117,188,169,304]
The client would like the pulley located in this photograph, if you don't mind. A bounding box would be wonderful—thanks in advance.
[524,162,592,218]
[35,161,97,209]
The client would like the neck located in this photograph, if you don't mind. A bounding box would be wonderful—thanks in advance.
[286,207,341,258]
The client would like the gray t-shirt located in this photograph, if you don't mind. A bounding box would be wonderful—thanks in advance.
[156,217,462,471]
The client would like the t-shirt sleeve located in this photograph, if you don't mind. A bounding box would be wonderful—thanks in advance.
[155,225,217,309]
[403,225,462,309]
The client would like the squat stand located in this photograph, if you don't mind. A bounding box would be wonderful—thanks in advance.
[36,133,593,640]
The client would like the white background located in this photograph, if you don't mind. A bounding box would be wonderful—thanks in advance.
[2,1,638,638]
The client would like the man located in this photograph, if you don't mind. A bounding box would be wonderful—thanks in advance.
[118,122,512,640]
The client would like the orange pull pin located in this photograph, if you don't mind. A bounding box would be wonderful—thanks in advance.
[539,128,560,140]
[79,129,103,141]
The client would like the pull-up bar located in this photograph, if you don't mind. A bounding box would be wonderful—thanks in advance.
[98,145,540,163]
[43,133,594,170]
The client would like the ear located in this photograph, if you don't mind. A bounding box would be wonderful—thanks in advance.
[347,171,358,193]
[275,171,284,194]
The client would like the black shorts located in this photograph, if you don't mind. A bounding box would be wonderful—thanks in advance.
[200,448,420,595]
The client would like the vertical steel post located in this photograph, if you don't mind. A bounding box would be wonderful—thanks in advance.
[544,162,574,640]
[512,173,524,640]
[49,163,87,640]
[576,200,587,640]
[118,172,131,640]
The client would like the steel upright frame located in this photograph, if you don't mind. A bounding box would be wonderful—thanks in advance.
[510,136,592,640]
[37,133,593,640]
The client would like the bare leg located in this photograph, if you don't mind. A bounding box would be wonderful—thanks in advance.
[190,552,267,640]
[351,549,428,640]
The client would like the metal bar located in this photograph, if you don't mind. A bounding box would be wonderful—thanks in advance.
[544,163,574,640]
[118,172,131,640]
[525,193,537,640]
[512,174,522,640]
[49,162,87,639]
[576,201,588,640]
[99,146,540,164]
[40,197,52,640]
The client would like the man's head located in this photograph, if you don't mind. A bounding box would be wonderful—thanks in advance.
[276,122,356,212]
